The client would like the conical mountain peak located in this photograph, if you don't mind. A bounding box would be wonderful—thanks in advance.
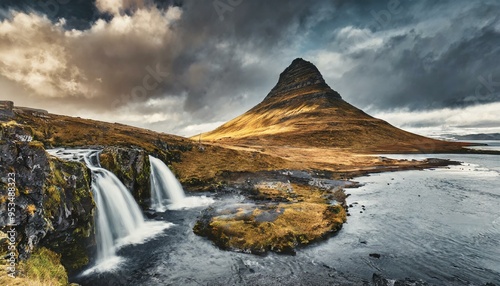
[264,58,341,101]
[198,58,467,154]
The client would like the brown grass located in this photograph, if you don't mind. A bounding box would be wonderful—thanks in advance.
[171,144,295,184]
[0,232,68,286]
[14,112,188,152]
[195,183,347,254]
[195,95,470,154]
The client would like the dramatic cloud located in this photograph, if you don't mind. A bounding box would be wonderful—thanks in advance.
[0,4,182,105]
[333,11,500,110]
[372,102,500,137]
[0,0,499,136]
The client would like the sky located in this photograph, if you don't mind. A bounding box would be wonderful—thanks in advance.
[0,0,499,137]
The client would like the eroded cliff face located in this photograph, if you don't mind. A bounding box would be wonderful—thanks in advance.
[0,116,191,276]
[99,145,185,208]
[42,157,95,270]
[99,147,151,208]
[0,121,95,275]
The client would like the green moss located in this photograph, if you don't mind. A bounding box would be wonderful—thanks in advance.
[99,153,116,174]
[22,247,68,286]
[42,157,94,271]
[59,242,90,270]
[43,185,62,218]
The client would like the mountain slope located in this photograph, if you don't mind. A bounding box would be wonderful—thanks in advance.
[1,103,296,186]
[198,58,469,153]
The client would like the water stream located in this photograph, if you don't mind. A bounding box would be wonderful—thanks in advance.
[149,155,214,211]
[49,148,500,285]
[72,152,500,285]
[48,149,171,274]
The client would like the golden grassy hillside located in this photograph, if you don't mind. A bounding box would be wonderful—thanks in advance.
[12,110,187,152]
[196,58,470,154]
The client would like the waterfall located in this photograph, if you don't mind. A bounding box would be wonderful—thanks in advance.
[149,155,214,211]
[83,151,171,272]
[84,152,145,263]
[48,149,171,274]
[150,156,185,210]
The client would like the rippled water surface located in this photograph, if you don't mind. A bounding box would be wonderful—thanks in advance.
[73,151,500,286]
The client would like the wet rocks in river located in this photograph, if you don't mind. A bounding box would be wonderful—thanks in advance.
[372,273,432,286]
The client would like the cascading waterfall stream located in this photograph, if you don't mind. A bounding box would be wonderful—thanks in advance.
[150,156,185,210]
[48,149,171,274]
[149,155,214,211]
[84,152,145,263]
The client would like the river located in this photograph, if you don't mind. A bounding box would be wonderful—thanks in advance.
[72,147,500,286]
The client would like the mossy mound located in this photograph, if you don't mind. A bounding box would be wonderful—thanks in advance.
[0,238,69,286]
[21,247,69,285]
[194,183,346,255]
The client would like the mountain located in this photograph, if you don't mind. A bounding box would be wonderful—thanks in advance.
[197,58,469,153]
[451,133,500,141]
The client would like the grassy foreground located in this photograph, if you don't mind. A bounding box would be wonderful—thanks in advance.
[1,231,70,286]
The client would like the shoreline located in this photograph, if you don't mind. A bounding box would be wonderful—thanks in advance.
[191,156,462,256]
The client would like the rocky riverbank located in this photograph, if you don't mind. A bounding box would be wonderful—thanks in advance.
[192,157,458,255]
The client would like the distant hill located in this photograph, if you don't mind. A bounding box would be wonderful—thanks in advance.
[1,101,298,187]
[197,58,469,153]
[451,133,500,141]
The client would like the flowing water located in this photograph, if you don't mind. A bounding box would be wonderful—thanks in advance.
[48,149,172,274]
[149,155,214,211]
[52,148,500,285]
[311,153,500,285]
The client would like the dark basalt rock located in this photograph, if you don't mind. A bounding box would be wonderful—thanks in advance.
[41,157,95,270]
[100,146,151,208]
[372,273,389,286]
[0,122,95,271]
[372,273,431,286]
[369,253,381,259]
[0,100,14,120]
[264,58,341,102]
[99,145,181,208]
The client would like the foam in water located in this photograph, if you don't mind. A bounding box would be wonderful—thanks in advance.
[149,155,214,211]
[49,149,172,274]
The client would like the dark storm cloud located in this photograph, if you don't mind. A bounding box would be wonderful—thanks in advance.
[0,0,499,134]
[162,0,334,115]
[0,0,99,30]
[334,1,500,111]
[0,0,339,125]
